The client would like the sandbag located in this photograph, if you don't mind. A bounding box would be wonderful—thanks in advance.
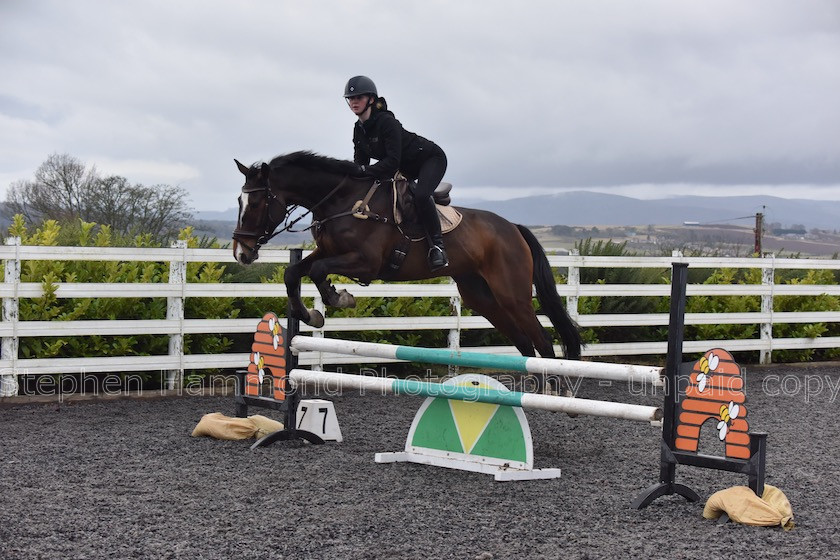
[249,414,286,439]
[703,484,794,530]
[191,412,284,440]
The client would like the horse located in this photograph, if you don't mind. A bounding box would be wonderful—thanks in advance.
[232,151,582,388]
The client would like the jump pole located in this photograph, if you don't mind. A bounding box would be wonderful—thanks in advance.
[291,337,664,386]
[289,369,662,424]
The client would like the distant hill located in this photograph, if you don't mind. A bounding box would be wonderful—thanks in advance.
[196,193,840,231]
[194,209,238,221]
[452,192,840,230]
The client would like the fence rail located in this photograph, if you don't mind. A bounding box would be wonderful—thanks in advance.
[2,238,839,396]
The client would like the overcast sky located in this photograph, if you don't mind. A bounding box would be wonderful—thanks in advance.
[2,0,839,212]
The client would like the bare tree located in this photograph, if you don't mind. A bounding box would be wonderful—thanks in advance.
[4,153,193,241]
[5,153,97,224]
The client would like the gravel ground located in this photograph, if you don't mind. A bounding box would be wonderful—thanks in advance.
[1,363,837,559]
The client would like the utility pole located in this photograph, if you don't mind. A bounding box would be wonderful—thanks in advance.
[754,210,764,255]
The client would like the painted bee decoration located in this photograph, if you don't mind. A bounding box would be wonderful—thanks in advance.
[717,400,740,441]
[696,352,720,393]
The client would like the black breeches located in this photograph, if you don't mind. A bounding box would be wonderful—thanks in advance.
[413,153,448,237]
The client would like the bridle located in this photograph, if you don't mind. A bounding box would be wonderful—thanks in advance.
[231,179,290,254]
[232,174,355,255]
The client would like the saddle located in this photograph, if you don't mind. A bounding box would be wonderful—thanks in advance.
[392,174,462,240]
[349,173,463,278]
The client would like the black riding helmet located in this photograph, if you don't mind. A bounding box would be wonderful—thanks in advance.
[344,75,377,98]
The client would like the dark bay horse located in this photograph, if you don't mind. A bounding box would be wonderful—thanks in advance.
[232,151,582,368]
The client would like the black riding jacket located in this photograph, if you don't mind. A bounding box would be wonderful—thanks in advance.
[353,99,444,182]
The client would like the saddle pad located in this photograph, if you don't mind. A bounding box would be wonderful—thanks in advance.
[438,204,462,234]
[391,180,462,235]
[395,203,463,241]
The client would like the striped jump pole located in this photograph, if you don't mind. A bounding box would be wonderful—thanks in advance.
[289,369,662,424]
[291,336,664,386]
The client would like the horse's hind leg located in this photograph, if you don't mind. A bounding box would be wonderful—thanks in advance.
[473,257,555,358]
[454,273,538,368]
[475,260,576,396]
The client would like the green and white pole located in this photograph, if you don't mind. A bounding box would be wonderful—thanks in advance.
[289,369,662,423]
[291,336,664,386]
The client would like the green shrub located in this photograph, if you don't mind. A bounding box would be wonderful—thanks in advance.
[6,217,234,388]
[6,216,840,393]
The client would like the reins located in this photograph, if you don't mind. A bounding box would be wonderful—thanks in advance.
[277,175,354,234]
[308,180,393,231]
[234,174,391,253]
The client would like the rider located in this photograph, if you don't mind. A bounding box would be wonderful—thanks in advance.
[344,75,449,271]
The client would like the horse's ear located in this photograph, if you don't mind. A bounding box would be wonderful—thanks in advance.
[234,159,250,176]
[260,162,271,177]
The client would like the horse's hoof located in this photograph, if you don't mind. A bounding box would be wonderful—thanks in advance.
[306,310,325,328]
[335,290,356,308]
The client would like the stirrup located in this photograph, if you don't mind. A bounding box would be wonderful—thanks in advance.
[428,245,449,271]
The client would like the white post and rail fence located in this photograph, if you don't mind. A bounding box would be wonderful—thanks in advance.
[2,237,839,397]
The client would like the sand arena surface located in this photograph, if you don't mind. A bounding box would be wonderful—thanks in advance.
[1,364,837,559]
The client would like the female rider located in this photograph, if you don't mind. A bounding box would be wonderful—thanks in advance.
[344,75,449,271]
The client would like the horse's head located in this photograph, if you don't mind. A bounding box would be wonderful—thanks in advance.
[232,159,287,264]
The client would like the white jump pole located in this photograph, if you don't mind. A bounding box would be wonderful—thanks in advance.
[291,336,664,386]
[289,369,663,424]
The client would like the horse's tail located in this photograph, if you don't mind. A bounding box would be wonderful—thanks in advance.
[516,224,582,360]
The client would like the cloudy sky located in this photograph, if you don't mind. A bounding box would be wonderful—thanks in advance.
[2,0,839,212]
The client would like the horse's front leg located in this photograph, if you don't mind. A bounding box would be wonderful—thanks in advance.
[308,251,379,311]
[284,250,326,328]
[315,277,357,309]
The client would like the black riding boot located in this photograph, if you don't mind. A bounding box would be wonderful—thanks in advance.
[416,193,448,271]
[428,232,448,271]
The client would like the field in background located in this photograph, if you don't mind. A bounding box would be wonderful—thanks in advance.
[531,224,840,257]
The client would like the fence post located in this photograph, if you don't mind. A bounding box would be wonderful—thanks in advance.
[760,254,775,365]
[166,240,187,390]
[567,249,580,321]
[1,237,21,397]
[448,277,461,377]
[312,294,325,372]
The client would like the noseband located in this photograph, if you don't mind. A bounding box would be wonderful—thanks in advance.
[232,182,288,254]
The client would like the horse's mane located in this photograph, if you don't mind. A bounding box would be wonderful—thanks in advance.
[268,151,358,176]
